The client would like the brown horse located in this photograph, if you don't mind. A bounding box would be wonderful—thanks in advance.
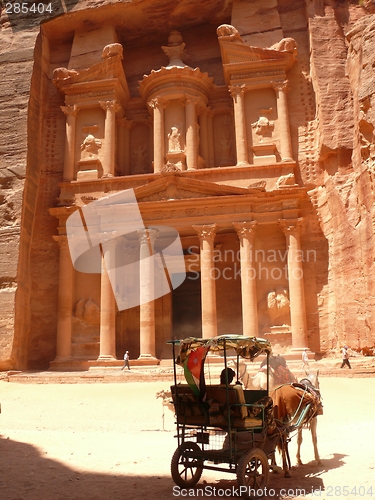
[270,370,322,477]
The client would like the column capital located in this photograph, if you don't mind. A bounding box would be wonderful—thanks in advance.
[199,106,209,118]
[99,100,121,113]
[278,217,303,235]
[123,244,138,259]
[193,224,218,243]
[101,233,119,251]
[117,117,133,128]
[148,97,166,110]
[53,235,69,249]
[271,80,289,93]
[61,105,77,116]
[185,95,200,107]
[207,107,215,118]
[233,221,258,242]
[137,228,159,247]
[229,84,247,99]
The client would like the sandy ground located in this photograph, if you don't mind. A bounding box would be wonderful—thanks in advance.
[0,376,375,500]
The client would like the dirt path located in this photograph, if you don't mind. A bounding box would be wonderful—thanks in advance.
[0,377,374,500]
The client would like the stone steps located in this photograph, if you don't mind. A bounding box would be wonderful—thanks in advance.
[2,360,375,384]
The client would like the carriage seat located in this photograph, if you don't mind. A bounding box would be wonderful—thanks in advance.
[171,384,263,429]
[170,384,208,425]
[206,385,263,429]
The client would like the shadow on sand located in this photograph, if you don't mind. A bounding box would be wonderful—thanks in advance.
[193,454,348,499]
[0,436,174,500]
[0,436,349,500]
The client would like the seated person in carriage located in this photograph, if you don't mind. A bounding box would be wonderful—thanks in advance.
[220,367,235,385]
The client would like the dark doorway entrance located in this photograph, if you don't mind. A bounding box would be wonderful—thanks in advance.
[172,272,202,340]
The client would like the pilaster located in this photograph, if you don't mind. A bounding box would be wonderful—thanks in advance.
[53,235,74,360]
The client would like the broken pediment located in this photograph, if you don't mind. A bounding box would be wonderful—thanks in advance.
[53,43,129,104]
[134,174,249,202]
[216,24,297,86]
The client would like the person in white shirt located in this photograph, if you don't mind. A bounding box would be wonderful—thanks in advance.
[121,350,130,370]
[301,348,309,369]
[340,346,351,369]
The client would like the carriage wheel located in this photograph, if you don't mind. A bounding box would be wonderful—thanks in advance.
[237,448,269,498]
[171,441,203,488]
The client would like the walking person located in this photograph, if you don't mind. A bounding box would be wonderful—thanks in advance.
[121,350,130,370]
[301,348,309,370]
[340,345,351,369]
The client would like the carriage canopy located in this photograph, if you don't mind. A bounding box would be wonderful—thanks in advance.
[175,334,272,366]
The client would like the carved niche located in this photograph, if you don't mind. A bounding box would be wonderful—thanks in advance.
[213,112,236,167]
[130,123,151,174]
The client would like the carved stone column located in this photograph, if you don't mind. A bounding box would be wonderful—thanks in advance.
[53,235,74,360]
[61,105,77,181]
[272,81,293,162]
[278,218,307,348]
[185,97,198,170]
[192,224,218,338]
[233,221,259,337]
[229,85,248,165]
[100,100,121,177]
[138,228,159,359]
[149,98,165,173]
[98,238,117,360]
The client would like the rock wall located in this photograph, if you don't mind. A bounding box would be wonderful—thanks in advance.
[0,0,374,369]
[306,2,375,350]
[0,11,39,369]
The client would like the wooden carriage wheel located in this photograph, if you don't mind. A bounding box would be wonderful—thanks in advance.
[236,448,269,498]
[171,441,204,488]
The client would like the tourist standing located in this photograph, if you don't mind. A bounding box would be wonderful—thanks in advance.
[121,350,130,370]
[340,345,351,369]
[301,348,309,369]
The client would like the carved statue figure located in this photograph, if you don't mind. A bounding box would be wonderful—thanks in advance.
[267,287,290,326]
[216,24,243,43]
[53,67,78,81]
[74,298,100,327]
[252,116,274,137]
[83,298,100,326]
[80,134,102,160]
[271,38,298,54]
[168,126,182,152]
[276,173,296,188]
[102,43,123,60]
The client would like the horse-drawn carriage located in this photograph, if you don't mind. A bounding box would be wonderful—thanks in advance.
[168,335,322,498]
